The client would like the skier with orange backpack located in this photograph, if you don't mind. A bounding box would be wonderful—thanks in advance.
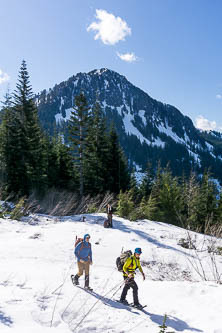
[71,234,93,291]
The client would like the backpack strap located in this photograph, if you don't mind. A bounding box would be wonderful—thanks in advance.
[78,241,91,255]
[130,255,138,270]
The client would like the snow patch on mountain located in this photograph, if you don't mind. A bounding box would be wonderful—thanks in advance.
[157,122,186,145]
[55,108,73,124]
[138,110,147,126]
[59,97,64,112]
[188,150,201,166]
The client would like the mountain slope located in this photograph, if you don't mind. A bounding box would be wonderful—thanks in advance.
[36,68,222,181]
[1,214,222,332]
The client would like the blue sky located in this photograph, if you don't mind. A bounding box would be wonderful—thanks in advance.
[1,0,222,131]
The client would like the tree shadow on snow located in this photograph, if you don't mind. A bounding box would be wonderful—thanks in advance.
[148,312,203,332]
[0,309,13,327]
[113,219,195,258]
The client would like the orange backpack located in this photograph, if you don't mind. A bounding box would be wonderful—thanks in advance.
[75,237,83,247]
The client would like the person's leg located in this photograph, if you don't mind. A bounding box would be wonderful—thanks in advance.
[131,280,139,305]
[73,261,84,284]
[84,262,90,288]
[110,214,113,227]
[120,277,130,303]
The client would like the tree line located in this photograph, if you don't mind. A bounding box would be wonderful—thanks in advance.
[117,165,222,235]
[0,61,130,198]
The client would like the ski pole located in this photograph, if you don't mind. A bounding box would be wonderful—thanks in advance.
[109,278,129,299]
[51,283,63,295]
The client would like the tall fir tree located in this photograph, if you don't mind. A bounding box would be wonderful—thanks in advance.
[105,124,130,193]
[139,162,154,199]
[197,170,218,233]
[0,61,46,196]
[68,92,91,197]
[0,90,13,185]
[44,134,76,190]
[83,99,109,194]
[13,60,46,194]
[128,170,140,204]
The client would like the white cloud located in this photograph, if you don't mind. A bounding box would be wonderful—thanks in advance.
[117,52,138,62]
[195,115,217,131]
[87,9,131,45]
[0,69,10,84]
[216,94,222,99]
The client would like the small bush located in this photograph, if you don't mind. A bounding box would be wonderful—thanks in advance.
[10,197,26,221]
[87,204,97,213]
[177,237,196,250]
[158,314,175,333]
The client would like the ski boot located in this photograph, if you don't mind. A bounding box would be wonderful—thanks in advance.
[71,274,79,285]
[84,275,93,291]
[133,303,143,309]
[119,299,129,305]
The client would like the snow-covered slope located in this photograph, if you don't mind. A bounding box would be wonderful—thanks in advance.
[0,214,222,333]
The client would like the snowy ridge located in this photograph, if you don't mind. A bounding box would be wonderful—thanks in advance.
[1,214,222,333]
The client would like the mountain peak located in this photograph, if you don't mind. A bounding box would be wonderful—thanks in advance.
[88,68,110,76]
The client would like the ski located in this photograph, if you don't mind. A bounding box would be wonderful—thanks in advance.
[129,303,147,310]
[115,299,147,310]
[76,285,94,293]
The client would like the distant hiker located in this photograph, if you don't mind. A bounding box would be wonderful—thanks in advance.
[119,247,145,309]
[72,234,93,290]
[106,204,113,228]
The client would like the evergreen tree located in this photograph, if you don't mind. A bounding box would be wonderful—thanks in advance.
[197,170,218,233]
[128,170,140,203]
[0,61,46,196]
[116,190,134,218]
[145,192,159,221]
[0,90,13,185]
[83,99,109,194]
[45,134,76,190]
[216,192,222,224]
[139,162,154,199]
[12,60,46,194]
[105,124,130,193]
[68,92,91,197]
[0,85,29,195]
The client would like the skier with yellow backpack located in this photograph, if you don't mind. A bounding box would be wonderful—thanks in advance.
[119,248,145,309]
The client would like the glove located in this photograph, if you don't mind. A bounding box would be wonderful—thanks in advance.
[80,259,85,263]
[127,273,133,278]
[142,272,145,280]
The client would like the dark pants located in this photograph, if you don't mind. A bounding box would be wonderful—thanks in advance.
[108,213,113,227]
[120,277,139,305]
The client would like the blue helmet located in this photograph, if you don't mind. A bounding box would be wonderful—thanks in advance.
[134,248,142,254]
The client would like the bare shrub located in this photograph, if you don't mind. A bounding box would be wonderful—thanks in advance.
[185,231,222,283]
[141,259,192,282]
[27,189,116,216]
